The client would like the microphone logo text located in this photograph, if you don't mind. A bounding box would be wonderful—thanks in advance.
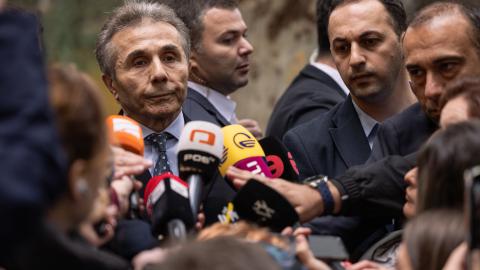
[190,129,216,145]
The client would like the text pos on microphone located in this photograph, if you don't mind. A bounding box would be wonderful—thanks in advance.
[259,137,299,182]
[143,173,194,241]
[106,115,144,218]
[219,124,272,178]
[177,121,223,219]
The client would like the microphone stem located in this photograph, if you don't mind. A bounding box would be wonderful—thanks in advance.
[187,174,203,219]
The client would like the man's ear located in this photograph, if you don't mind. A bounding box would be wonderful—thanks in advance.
[68,159,89,202]
[102,74,119,101]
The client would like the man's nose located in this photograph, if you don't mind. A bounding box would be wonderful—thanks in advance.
[238,37,253,56]
[349,43,366,69]
[424,72,443,99]
[151,58,167,82]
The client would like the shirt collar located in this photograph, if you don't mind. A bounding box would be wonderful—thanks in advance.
[140,112,184,141]
[188,81,237,123]
[351,98,378,139]
[309,49,350,96]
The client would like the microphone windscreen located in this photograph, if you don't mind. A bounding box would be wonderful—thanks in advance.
[106,115,144,155]
[234,157,272,178]
[149,174,195,237]
[177,121,223,159]
[259,137,299,181]
[219,124,267,176]
[144,173,172,216]
[177,121,223,180]
[231,180,299,232]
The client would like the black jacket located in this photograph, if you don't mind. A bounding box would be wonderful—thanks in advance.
[266,64,346,140]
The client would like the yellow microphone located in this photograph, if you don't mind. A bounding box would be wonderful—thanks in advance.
[219,124,272,178]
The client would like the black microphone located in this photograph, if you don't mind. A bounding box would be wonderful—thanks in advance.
[177,121,224,219]
[259,137,300,182]
[230,179,299,232]
[144,173,195,241]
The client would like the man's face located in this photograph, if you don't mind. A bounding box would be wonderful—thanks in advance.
[404,14,480,122]
[191,8,253,95]
[104,20,188,128]
[439,95,470,128]
[403,167,418,219]
[328,0,403,101]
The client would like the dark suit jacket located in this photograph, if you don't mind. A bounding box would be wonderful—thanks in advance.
[284,96,371,179]
[284,97,385,256]
[368,103,438,163]
[182,87,230,127]
[266,64,347,140]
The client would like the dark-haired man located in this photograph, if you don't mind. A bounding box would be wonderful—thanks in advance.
[180,0,262,138]
[266,0,349,140]
[228,0,480,232]
[282,0,416,256]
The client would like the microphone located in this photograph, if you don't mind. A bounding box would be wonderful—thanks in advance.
[219,124,272,178]
[259,137,299,182]
[230,179,299,232]
[143,173,194,241]
[177,121,223,219]
[106,115,144,156]
[106,115,144,218]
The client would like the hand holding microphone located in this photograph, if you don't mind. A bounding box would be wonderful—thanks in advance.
[106,115,151,218]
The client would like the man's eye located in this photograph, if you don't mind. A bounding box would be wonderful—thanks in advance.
[439,62,458,74]
[162,54,178,63]
[362,38,380,48]
[334,44,349,54]
[407,68,425,79]
[133,58,148,67]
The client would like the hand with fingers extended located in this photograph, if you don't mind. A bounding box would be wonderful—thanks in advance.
[238,118,263,139]
[226,166,324,223]
[110,175,143,217]
[111,145,152,179]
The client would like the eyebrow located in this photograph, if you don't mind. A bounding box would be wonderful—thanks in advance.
[125,44,183,62]
[432,56,465,65]
[359,31,384,39]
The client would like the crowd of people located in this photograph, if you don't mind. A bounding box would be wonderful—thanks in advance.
[1,0,480,269]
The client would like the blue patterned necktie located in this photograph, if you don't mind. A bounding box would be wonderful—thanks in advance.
[145,132,172,175]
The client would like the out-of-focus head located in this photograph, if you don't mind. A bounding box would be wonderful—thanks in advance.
[417,120,480,214]
[149,237,279,270]
[48,64,110,229]
[398,209,465,270]
[403,2,480,123]
[183,0,253,95]
[327,0,407,102]
[95,1,189,131]
[403,167,418,219]
[439,77,480,128]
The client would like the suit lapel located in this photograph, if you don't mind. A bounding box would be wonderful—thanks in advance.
[329,97,371,168]
[187,88,231,126]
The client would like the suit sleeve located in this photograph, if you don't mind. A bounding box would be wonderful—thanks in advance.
[331,153,416,219]
[283,129,316,180]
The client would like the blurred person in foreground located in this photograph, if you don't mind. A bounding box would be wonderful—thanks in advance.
[0,3,67,265]
[3,64,130,269]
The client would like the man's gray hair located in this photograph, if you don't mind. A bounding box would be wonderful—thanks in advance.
[95,0,190,77]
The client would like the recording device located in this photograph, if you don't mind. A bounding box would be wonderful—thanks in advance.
[177,121,223,219]
[464,166,480,250]
[259,137,299,182]
[106,115,144,219]
[219,124,272,178]
[230,179,299,232]
[309,235,349,261]
[143,173,195,241]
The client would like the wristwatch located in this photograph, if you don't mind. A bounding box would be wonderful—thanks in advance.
[303,175,334,215]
